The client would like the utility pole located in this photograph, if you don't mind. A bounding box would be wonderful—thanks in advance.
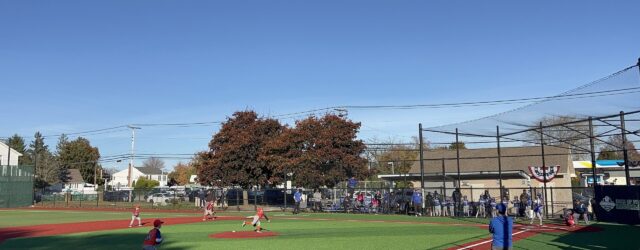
[127,125,141,187]
[127,125,141,202]
[7,140,11,166]
[94,161,97,186]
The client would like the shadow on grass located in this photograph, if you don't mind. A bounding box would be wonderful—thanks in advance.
[0,232,189,250]
[0,229,41,244]
[545,223,639,250]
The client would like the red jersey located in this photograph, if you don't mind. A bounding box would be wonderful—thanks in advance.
[133,208,140,217]
[143,228,162,246]
[256,208,264,218]
[206,202,214,211]
[256,208,269,220]
[566,214,575,226]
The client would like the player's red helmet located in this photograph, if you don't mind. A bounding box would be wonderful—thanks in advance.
[153,219,164,227]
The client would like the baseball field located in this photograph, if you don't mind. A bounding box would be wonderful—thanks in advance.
[0,208,635,250]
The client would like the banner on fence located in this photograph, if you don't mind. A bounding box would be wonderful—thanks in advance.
[594,185,640,225]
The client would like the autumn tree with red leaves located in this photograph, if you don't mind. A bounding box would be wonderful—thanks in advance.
[195,111,284,188]
[263,114,369,188]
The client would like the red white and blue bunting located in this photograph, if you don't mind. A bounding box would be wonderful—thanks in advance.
[528,165,560,183]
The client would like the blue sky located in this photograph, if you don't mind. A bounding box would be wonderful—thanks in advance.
[1,1,639,171]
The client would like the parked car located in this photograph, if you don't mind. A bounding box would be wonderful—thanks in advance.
[104,191,131,202]
[146,193,172,205]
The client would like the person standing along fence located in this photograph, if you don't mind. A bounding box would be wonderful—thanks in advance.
[293,189,302,214]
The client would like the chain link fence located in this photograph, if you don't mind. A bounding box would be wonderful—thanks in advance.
[35,185,593,221]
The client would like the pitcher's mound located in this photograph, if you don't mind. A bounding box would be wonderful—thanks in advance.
[209,231,278,239]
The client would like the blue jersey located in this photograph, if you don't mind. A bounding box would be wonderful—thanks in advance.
[479,199,486,205]
[463,200,468,206]
[412,193,422,204]
[433,198,440,206]
[294,191,302,202]
[490,201,497,208]
[348,178,358,188]
[533,199,543,211]
[489,216,514,248]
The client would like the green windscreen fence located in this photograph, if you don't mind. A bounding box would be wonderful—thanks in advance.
[0,165,34,208]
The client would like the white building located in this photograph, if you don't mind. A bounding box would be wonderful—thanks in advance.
[0,141,23,166]
[47,169,97,194]
[108,166,168,189]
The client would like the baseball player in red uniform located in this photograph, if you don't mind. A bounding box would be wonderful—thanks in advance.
[202,200,216,221]
[129,205,142,227]
[565,209,576,227]
[142,219,164,250]
[241,207,270,233]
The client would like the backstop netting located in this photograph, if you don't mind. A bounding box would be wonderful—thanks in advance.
[414,61,640,220]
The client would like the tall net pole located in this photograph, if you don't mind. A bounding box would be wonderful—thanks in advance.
[589,117,597,196]
[419,124,426,212]
[539,122,548,218]
[419,124,424,189]
[455,128,461,188]
[496,126,503,200]
[619,111,630,186]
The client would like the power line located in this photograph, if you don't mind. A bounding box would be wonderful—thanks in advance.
[5,64,639,140]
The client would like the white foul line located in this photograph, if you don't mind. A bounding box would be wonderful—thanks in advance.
[456,230,529,250]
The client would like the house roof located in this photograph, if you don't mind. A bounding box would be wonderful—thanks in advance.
[66,169,85,184]
[409,145,573,174]
[0,141,23,157]
[135,166,163,175]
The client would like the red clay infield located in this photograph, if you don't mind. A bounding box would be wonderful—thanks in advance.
[210,231,279,239]
[0,216,244,243]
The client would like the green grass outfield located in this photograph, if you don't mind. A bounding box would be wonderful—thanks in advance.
[0,209,637,250]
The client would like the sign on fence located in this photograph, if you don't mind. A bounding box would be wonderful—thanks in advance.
[594,185,640,225]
